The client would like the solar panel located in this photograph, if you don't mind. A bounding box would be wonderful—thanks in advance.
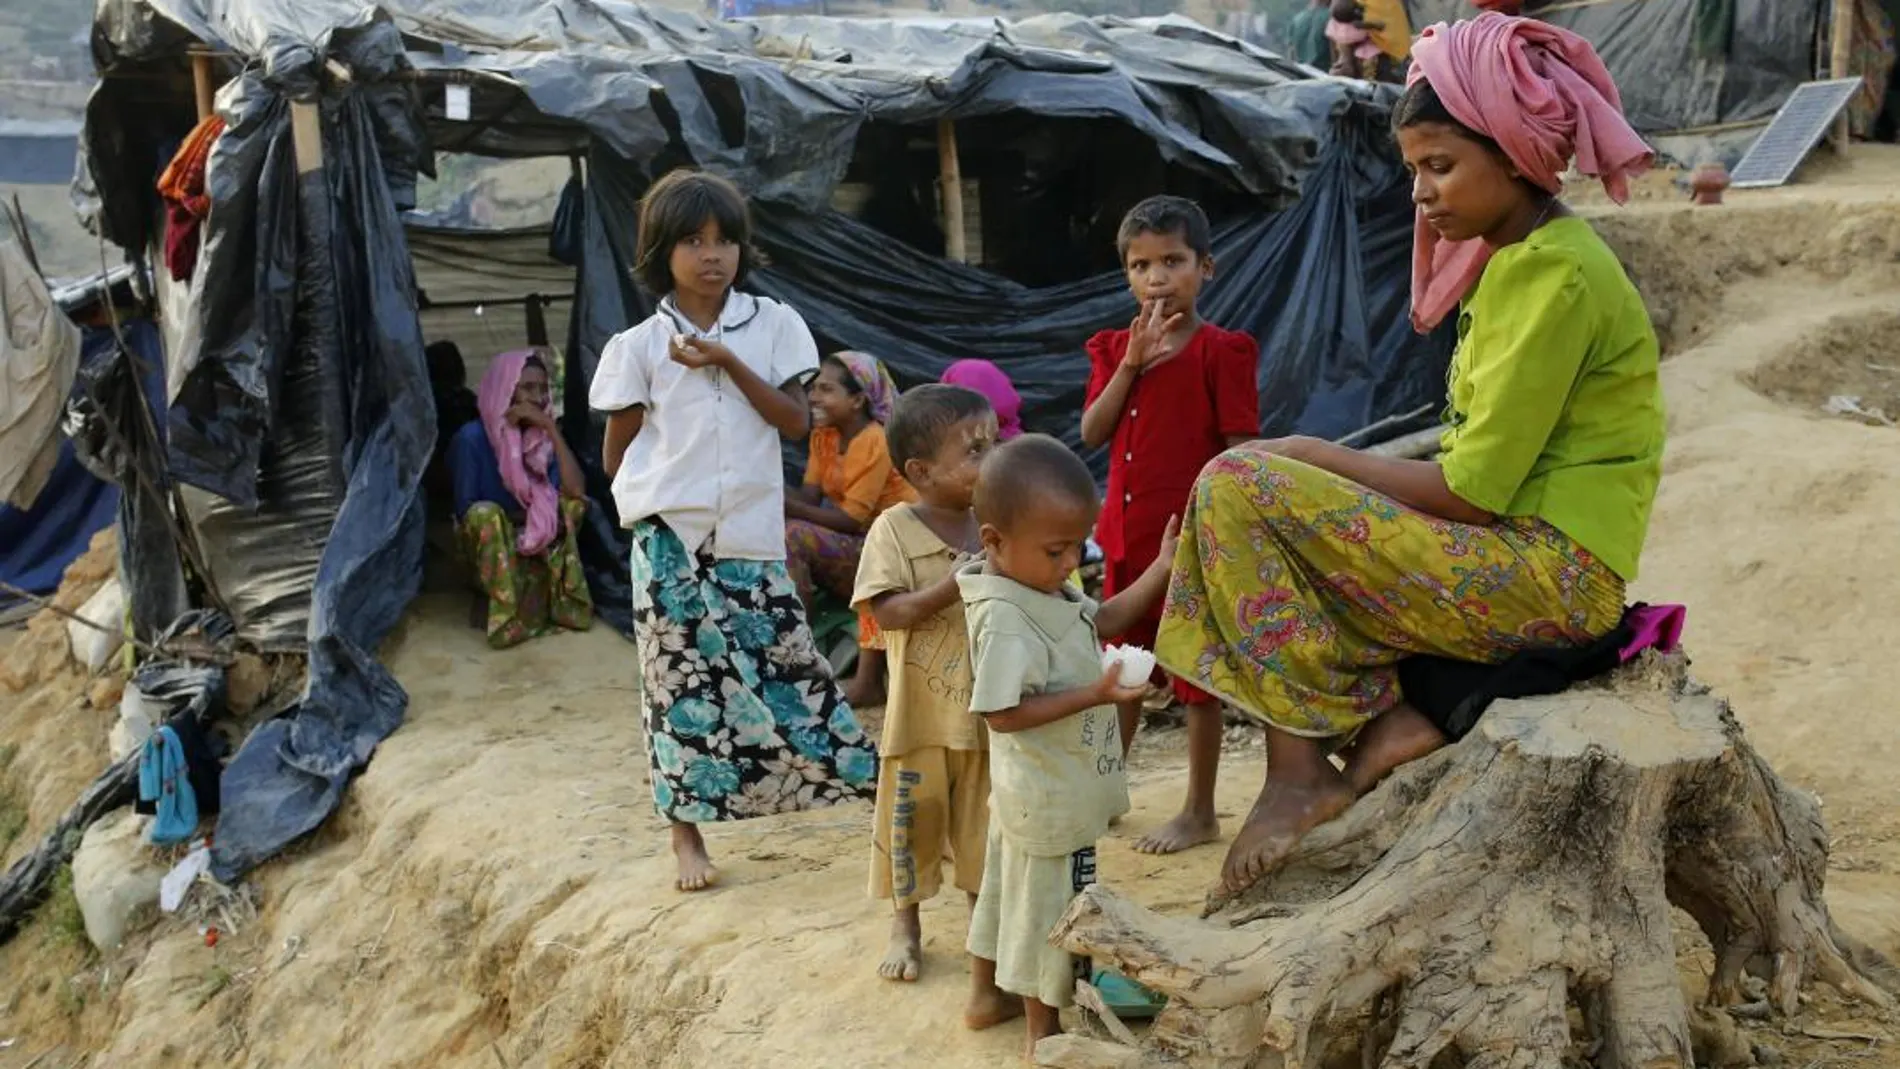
[1729,78,1863,189]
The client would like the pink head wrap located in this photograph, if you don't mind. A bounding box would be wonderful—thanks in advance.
[1405,13,1653,332]
[940,359,1023,440]
[477,349,562,557]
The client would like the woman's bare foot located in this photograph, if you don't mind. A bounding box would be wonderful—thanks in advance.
[1022,999,1062,1061]
[1133,808,1221,855]
[671,822,717,892]
[1341,705,1448,795]
[1219,729,1355,894]
[878,906,923,982]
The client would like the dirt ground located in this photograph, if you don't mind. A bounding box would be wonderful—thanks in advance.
[6,146,1900,1067]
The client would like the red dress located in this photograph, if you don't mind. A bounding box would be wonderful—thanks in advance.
[1085,322,1260,704]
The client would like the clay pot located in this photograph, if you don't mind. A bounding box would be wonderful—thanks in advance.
[1690,162,1730,206]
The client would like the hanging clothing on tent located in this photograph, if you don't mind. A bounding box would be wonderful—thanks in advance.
[157,115,225,282]
[0,233,81,511]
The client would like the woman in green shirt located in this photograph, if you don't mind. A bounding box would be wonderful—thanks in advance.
[1155,14,1664,896]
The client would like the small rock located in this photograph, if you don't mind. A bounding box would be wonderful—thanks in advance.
[89,674,126,710]
[1752,1043,1782,1066]
[71,808,167,951]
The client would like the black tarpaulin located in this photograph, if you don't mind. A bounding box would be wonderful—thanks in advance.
[1403,0,1822,134]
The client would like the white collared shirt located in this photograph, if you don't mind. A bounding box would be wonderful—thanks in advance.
[588,291,819,560]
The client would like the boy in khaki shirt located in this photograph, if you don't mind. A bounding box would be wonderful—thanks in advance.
[957,434,1177,1058]
[854,385,1017,1026]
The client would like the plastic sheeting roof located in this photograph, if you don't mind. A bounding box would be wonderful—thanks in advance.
[89,0,1382,219]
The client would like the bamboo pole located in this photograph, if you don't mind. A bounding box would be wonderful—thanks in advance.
[190,52,215,120]
[1831,0,1855,151]
[937,118,966,264]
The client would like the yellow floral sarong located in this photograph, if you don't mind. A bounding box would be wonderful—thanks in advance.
[1156,448,1623,737]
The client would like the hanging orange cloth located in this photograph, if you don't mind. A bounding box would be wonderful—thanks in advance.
[156,115,225,282]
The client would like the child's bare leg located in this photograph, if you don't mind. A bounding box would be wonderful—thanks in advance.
[1022,998,1062,1061]
[1134,700,1223,854]
[670,821,717,892]
[964,893,1023,1028]
[879,903,923,982]
[1219,727,1354,894]
[844,648,886,710]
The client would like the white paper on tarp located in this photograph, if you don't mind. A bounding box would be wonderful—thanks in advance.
[445,84,471,121]
[160,844,211,913]
[0,230,81,509]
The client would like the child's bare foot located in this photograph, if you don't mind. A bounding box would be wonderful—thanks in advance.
[965,955,1024,1030]
[963,987,1024,1030]
[1341,705,1447,795]
[1133,808,1221,855]
[1023,999,1062,1062]
[878,907,923,982]
[671,822,717,892]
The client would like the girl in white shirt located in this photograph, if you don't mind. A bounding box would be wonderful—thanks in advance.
[589,170,877,893]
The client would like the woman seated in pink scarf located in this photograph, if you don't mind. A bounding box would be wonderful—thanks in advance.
[939,359,1024,441]
[446,349,594,649]
[1155,13,1664,897]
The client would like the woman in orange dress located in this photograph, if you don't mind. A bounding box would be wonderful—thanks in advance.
[786,350,916,706]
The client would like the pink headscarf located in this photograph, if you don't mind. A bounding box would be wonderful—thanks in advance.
[940,359,1023,440]
[477,350,562,557]
[1406,13,1653,332]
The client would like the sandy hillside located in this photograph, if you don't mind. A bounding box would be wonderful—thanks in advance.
[6,148,1900,1067]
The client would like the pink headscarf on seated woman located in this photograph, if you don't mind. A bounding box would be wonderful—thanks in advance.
[1406,12,1653,332]
[832,351,900,424]
[939,359,1023,441]
[477,349,562,557]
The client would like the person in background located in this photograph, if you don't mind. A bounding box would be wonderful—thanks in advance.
[1156,13,1661,898]
[590,168,876,893]
[447,349,594,649]
[940,359,1025,442]
[786,350,917,708]
[425,340,482,509]
[1080,195,1259,857]
[1288,0,1334,70]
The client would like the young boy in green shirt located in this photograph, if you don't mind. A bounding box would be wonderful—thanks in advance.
[957,435,1178,1057]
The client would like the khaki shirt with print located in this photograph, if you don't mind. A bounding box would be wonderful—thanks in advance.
[852,505,985,757]
[958,564,1130,858]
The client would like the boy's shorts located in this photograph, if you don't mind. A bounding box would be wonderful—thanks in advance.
[1102,556,1213,706]
[868,746,989,907]
[967,824,1095,1008]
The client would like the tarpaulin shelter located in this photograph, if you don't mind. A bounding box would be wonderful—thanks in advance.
[79,0,1452,879]
[1404,0,1826,138]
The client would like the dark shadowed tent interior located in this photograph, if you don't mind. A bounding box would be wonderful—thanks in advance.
[74,0,1453,882]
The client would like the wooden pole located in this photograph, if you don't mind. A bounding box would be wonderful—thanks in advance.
[190,52,215,120]
[936,118,966,264]
[1831,0,1855,152]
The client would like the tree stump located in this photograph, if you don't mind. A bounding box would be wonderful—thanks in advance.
[1049,655,1898,1069]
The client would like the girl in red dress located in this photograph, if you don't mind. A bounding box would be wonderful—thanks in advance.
[1080,195,1260,855]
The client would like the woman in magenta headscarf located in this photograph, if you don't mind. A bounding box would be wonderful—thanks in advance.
[445,349,594,648]
[940,359,1023,441]
[1156,13,1664,896]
